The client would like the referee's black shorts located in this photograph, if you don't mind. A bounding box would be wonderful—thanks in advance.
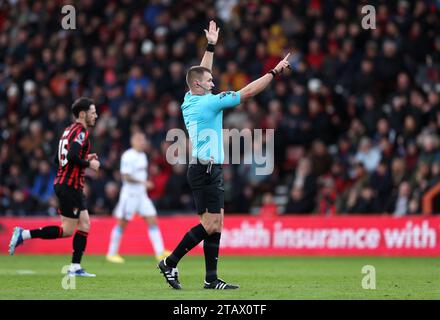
[187,161,224,215]
[54,184,87,219]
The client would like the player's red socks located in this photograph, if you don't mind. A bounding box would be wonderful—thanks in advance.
[30,226,63,239]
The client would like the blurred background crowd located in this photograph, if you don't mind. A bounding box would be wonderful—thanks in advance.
[0,0,439,216]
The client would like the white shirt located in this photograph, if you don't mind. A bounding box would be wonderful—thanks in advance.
[120,148,148,195]
[393,196,408,217]
[355,147,381,172]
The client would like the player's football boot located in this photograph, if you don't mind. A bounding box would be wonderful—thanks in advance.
[204,278,240,290]
[8,227,24,256]
[106,254,125,263]
[68,269,96,277]
[155,250,172,262]
[157,259,182,289]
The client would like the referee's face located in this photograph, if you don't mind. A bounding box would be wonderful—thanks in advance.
[200,72,214,92]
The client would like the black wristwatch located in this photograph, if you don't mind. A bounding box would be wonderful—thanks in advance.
[269,69,278,78]
[207,43,215,52]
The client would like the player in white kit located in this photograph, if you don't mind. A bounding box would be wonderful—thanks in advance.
[106,132,170,263]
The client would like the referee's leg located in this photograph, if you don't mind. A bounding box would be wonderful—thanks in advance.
[158,207,210,289]
[162,209,225,273]
[201,209,223,283]
[163,213,211,269]
[198,209,239,289]
[200,209,224,234]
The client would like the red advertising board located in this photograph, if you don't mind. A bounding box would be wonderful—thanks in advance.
[1,215,439,256]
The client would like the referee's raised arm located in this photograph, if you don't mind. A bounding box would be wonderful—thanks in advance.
[238,53,291,102]
[200,20,219,71]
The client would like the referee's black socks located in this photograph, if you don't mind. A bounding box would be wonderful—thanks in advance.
[166,224,208,268]
[204,232,221,283]
[30,226,63,239]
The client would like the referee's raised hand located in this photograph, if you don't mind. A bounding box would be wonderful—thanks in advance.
[273,53,291,75]
[204,20,219,45]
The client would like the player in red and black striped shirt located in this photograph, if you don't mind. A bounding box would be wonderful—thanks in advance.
[54,121,92,189]
[9,97,100,277]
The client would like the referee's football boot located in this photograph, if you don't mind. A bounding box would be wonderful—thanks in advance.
[204,278,240,290]
[157,259,182,290]
[9,227,24,255]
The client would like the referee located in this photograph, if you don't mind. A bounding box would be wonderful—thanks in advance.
[158,20,290,290]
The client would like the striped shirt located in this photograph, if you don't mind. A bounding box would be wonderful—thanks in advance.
[53,122,91,189]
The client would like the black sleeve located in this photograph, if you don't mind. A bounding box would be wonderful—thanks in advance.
[54,153,59,166]
[67,141,90,168]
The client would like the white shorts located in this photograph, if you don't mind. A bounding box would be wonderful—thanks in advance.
[114,193,157,220]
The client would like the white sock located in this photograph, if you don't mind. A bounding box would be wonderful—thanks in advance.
[70,263,81,272]
[108,225,123,256]
[148,225,164,256]
[22,230,31,240]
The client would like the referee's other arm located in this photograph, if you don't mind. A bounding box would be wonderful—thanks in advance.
[238,53,291,102]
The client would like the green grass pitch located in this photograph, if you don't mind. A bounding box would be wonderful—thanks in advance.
[0,255,439,299]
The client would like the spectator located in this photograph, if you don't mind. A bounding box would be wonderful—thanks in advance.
[353,59,376,95]
[374,118,396,145]
[160,164,192,211]
[428,161,440,188]
[219,61,249,92]
[259,192,278,217]
[418,134,440,167]
[7,190,29,216]
[317,177,337,216]
[28,160,55,213]
[285,158,316,214]
[404,141,419,172]
[338,162,369,213]
[309,140,333,176]
[148,163,170,203]
[125,66,150,98]
[391,157,408,189]
[411,161,431,197]
[354,137,382,173]
[370,161,393,212]
[4,164,28,193]
[385,181,413,217]
[361,94,383,137]
[94,181,120,216]
[347,186,379,214]
[285,186,314,214]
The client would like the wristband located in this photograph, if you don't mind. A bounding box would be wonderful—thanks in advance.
[206,43,215,52]
[269,69,277,78]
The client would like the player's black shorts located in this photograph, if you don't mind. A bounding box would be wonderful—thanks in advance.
[54,184,87,219]
[187,161,224,214]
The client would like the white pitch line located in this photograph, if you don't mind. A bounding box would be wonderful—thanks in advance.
[16,269,36,275]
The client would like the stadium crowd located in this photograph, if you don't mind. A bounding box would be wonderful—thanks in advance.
[0,0,439,216]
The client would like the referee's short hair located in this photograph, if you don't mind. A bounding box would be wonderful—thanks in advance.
[71,97,94,118]
[186,66,212,87]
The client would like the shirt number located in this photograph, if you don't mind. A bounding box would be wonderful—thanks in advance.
[58,138,68,167]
